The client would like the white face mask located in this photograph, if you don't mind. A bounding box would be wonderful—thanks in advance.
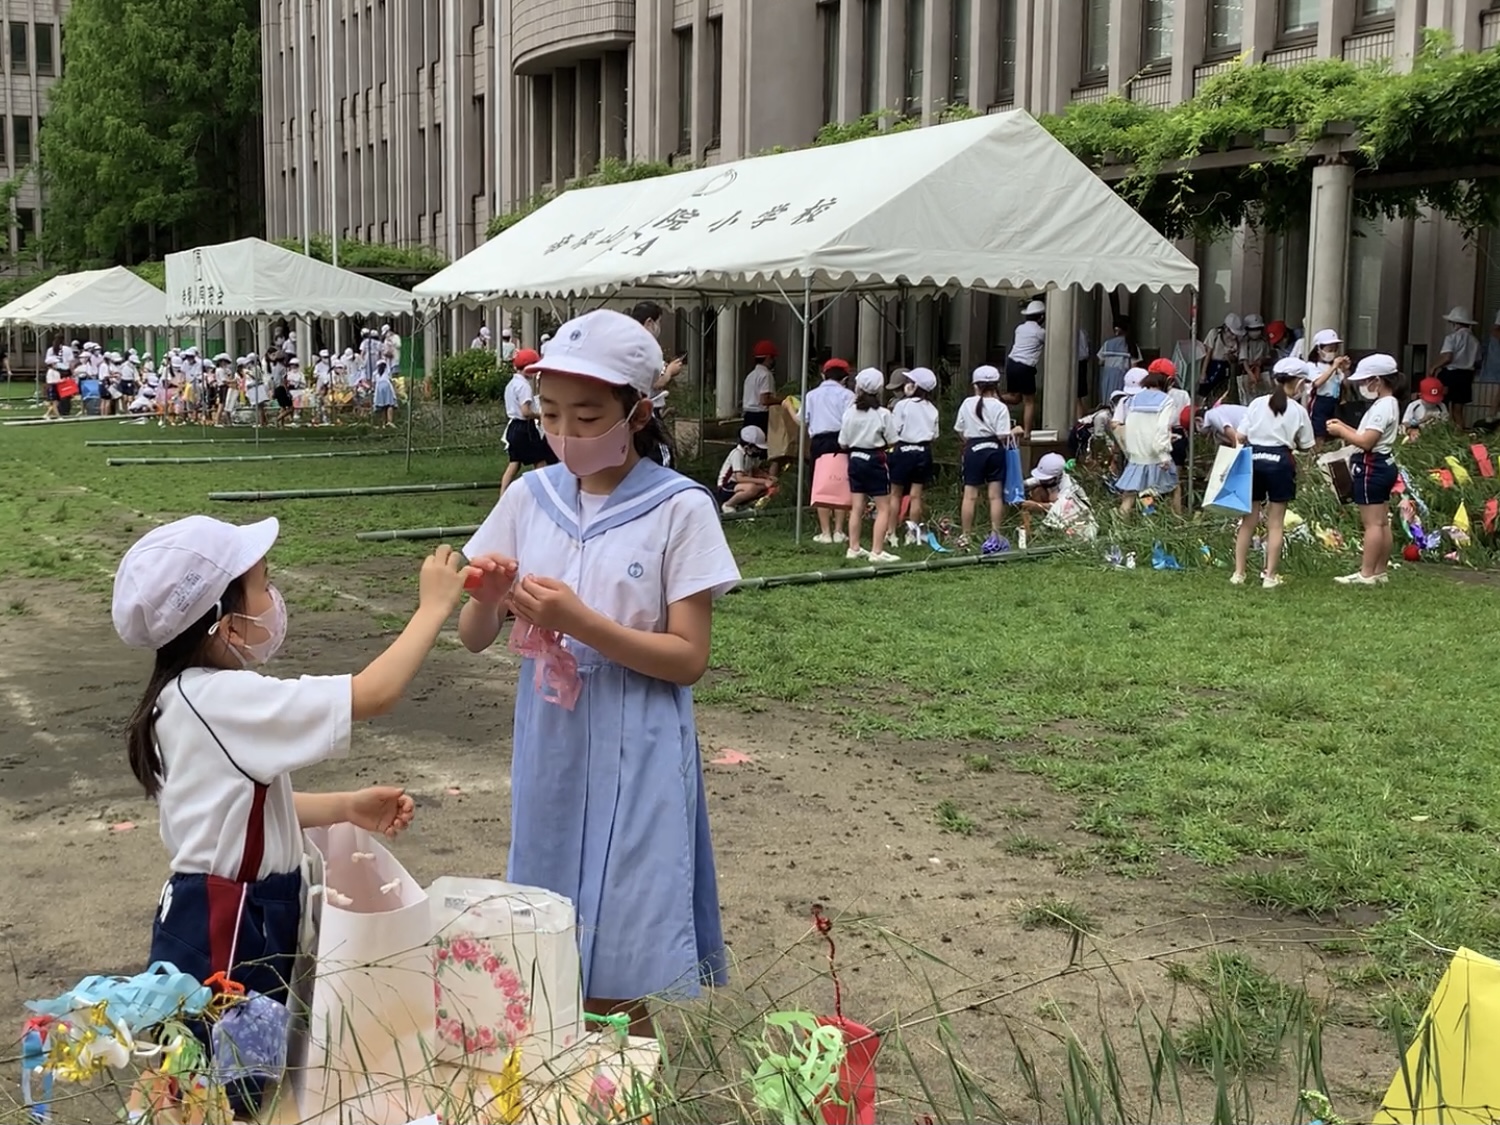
[1357,382,1379,401]
[1318,346,1338,363]
[227,586,287,666]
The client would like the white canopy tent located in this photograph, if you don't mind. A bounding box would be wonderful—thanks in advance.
[165,237,415,321]
[416,111,1198,305]
[417,111,1200,540]
[0,266,168,329]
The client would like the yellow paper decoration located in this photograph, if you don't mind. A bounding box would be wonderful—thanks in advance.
[1377,947,1500,1123]
[1445,457,1473,486]
[1454,503,1472,534]
[485,1048,524,1125]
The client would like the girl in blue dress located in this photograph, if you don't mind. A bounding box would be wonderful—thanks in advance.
[372,361,399,427]
[458,310,739,1036]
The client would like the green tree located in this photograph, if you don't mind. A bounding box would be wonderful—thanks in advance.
[38,0,262,267]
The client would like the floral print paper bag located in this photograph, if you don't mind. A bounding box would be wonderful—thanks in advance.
[428,878,583,1073]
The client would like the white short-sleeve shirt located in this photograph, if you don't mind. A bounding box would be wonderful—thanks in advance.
[1202,403,1248,438]
[464,469,741,635]
[1241,395,1315,450]
[1441,328,1480,370]
[954,395,1011,439]
[891,397,939,443]
[503,373,533,421]
[155,669,352,879]
[1010,321,1046,367]
[1356,395,1401,454]
[838,404,893,449]
[803,380,854,435]
[742,364,775,412]
[1403,399,1448,428]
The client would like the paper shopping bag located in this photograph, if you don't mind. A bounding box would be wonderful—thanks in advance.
[811,454,852,510]
[767,400,805,462]
[428,878,583,1076]
[297,826,437,1124]
[1202,445,1253,514]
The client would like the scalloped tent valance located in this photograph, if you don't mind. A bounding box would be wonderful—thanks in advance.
[416,110,1199,306]
[0,266,168,329]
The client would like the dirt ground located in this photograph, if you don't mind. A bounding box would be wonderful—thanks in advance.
[0,569,1400,1123]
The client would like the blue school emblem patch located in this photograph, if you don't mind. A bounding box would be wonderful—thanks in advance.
[628,562,644,578]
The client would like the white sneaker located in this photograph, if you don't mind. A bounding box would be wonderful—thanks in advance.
[1229,572,1246,586]
[833,532,848,544]
[869,551,901,563]
[813,533,834,544]
[1335,571,1386,586]
[845,547,869,560]
[903,522,921,545]
[1262,574,1285,589]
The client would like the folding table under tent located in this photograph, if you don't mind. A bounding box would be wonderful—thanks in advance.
[0,266,168,330]
[416,111,1200,537]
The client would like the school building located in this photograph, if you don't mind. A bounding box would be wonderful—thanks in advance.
[0,0,62,270]
[260,0,1500,425]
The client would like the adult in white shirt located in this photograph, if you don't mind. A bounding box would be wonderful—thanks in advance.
[1231,357,1316,589]
[1328,354,1402,585]
[1006,299,1046,433]
[1428,306,1480,428]
[742,340,779,434]
[804,358,855,544]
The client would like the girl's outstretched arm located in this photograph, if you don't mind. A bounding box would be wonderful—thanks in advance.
[295,786,415,837]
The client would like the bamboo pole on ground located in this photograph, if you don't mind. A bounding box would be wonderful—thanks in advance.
[213,482,498,502]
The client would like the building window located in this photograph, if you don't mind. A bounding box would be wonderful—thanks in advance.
[14,207,33,252]
[675,28,693,154]
[861,0,881,114]
[1082,0,1109,78]
[13,116,30,164]
[1143,0,1173,64]
[903,0,924,114]
[34,24,52,75]
[1359,0,1395,18]
[708,17,723,144]
[995,0,1016,103]
[9,22,27,72]
[1280,0,1318,37]
[820,4,840,125]
[949,0,970,105]
[1208,0,1243,52]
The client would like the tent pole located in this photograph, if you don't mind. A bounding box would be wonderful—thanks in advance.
[794,278,812,546]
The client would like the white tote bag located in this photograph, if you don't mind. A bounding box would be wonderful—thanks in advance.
[427,877,583,1076]
[297,826,438,1125]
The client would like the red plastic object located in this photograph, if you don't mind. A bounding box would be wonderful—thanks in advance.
[1472,444,1495,479]
[817,1016,878,1125]
[1403,544,1422,562]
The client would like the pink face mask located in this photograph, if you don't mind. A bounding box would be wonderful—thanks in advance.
[544,417,634,476]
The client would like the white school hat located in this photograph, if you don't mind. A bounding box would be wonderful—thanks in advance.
[907,367,938,392]
[1123,366,1148,393]
[501,327,512,338]
[1022,299,1046,317]
[740,425,767,447]
[1243,313,1265,330]
[1025,452,1068,488]
[1445,306,1476,325]
[113,516,280,650]
[972,364,1001,385]
[854,368,885,394]
[1310,328,1341,348]
[530,309,663,398]
[1350,353,1399,382]
[1273,356,1311,379]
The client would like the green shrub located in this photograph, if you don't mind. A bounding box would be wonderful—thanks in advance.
[438,348,507,403]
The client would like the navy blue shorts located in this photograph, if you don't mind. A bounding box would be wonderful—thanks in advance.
[810,431,842,461]
[505,418,548,465]
[846,448,890,496]
[962,440,1006,487]
[1310,395,1338,439]
[1350,450,1397,505]
[1171,428,1188,467]
[1439,367,1474,406]
[888,443,933,488]
[743,408,770,434]
[1005,358,1038,396]
[1250,445,1297,504]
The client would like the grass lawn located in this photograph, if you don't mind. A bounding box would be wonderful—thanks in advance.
[5,411,1500,1047]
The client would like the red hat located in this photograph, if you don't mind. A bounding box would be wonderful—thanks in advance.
[1179,405,1194,430]
[1419,376,1446,405]
[512,348,541,371]
[1147,357,1176,379]
[821,357,850,375]
[751,339,779,359]
[1267,320,1288,346]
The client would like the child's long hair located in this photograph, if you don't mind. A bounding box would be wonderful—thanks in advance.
[1269,374,1301,416]
[611,384,674,465]
[125,577,247,798]
[973,382,1000,426]
[906,384,933,402]
[854,391,881,411]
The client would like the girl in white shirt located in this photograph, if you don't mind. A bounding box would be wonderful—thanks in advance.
[953,365,1019,552]
[1328,355,1402,586]
[500,349,546,494]
[838,368,899,563]
[1231,357,1316,589]
[113,516,472,1114]
[805,359,855,544]
[458,310,739,1037]
[888,367,940,546]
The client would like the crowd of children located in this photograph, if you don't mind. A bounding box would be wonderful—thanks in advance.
[38,325,403,428]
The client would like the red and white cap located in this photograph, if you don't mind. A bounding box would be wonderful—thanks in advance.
[113,516,279,650]
[531,309,664,397]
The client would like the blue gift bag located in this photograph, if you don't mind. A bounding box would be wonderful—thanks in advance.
[1202,445,1253,515]
[1003,444,1025,505]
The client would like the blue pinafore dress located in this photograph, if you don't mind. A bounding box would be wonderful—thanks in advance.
[507,461,728,1001]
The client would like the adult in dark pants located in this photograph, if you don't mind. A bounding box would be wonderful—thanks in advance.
[1428,306,1479,429]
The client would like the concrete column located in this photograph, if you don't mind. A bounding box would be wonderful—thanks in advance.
[1305,161,1354,340]
[914,297,935,367]
[1106,0,1140,95]
[835,0,861,120]
[424,316,438,390]
[257,318,271,357]
[921,0,948,122]
[1242,0,1277,61]
[715,305,739,418]
[1317,0,1356,57]
[1041,287,1077,432]
[1169,0,1205,104]
[685,305,706,396]
[1392,0,1424,71]
[972,0,999,110]
[601,52,628,160]
[857,300,883,370]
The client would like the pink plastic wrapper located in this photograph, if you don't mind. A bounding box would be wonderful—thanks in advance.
[508,619,582,710]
